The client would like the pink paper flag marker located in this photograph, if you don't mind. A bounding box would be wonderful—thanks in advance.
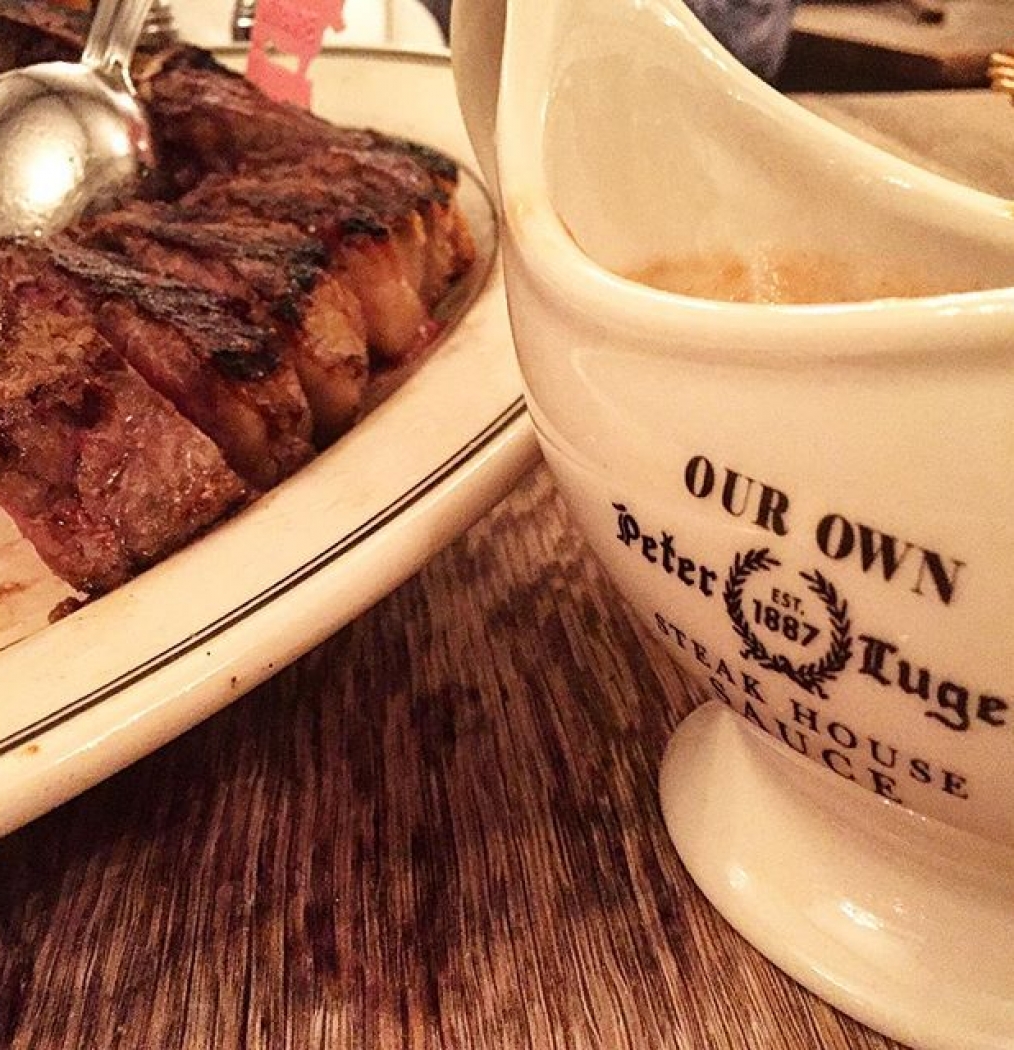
[246,0,346,106]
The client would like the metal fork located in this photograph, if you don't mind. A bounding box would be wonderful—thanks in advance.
[232,0,257,42]
[143,0,178,42]
[988,49,1014,103]
[230,0,397,44]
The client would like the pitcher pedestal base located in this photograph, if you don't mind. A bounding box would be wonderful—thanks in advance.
[659,702,1014,1050]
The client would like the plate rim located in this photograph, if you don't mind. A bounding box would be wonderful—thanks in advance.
[0,398,526,757]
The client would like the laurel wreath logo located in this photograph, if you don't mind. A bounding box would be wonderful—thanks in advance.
[723,548,853,699]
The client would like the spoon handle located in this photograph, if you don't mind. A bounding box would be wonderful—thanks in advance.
[81,0,156,81]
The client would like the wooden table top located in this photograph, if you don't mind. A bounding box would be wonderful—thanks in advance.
[1,89,1011,1050]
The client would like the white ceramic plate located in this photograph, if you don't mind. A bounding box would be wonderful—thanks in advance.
[0,49,536,837]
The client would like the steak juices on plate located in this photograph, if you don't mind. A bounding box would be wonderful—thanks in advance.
[0,1,476,622]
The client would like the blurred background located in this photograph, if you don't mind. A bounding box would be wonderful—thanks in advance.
[168,0,450,53]
[164,0,1014,92]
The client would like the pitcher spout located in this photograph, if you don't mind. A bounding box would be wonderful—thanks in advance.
[450,0,505,198]
[455,0,1014,311]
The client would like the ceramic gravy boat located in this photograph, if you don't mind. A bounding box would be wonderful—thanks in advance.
[452,0,1014,1046]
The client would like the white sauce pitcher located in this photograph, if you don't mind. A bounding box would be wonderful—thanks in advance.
[451,0,1014,1046]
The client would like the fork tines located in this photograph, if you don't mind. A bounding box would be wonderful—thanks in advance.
[989,50,1014,101]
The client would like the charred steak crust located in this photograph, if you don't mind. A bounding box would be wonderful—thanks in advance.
[81,204,332,325]
[49,240,283,380]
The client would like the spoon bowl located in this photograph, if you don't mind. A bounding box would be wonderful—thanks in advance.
[0,0,155,239]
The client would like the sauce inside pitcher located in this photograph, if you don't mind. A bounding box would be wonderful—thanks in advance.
[626,250,994,304]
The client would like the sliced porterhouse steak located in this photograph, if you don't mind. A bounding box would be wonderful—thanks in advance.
[0,0,478,623]
[0,244,249,596]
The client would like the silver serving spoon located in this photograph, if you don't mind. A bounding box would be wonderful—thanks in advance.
[0,0,156,239]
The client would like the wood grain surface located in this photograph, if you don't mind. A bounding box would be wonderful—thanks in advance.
[0,90,1011,1050]
[0,470,901,1050]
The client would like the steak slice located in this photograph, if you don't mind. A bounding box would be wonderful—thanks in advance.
[48,240,315,488]
[80,203,370,444]
[273,142,475,315]
[0,243,248,596]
